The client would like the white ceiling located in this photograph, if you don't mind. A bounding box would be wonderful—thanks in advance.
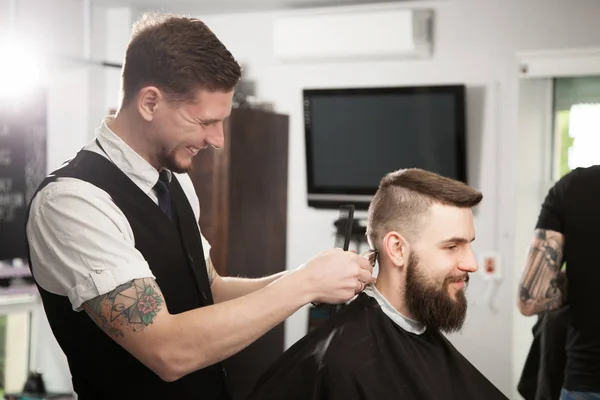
[91,0,416,15]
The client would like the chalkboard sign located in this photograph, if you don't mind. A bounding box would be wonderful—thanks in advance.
[0,90,47,261]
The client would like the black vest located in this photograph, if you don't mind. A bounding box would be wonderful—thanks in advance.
[25,150,230,400]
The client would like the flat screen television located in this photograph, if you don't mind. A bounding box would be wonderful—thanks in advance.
[303,84,467,210]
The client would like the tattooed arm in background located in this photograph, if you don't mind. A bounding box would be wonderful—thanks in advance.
[517,229,567,316]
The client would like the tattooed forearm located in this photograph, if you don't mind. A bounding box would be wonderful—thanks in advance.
[518,229,566,315]
[83,278,165,340]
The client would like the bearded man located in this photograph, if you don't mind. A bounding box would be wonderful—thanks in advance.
[248,168,508,400]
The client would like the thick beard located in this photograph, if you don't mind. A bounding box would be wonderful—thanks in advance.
[404,252,468,333]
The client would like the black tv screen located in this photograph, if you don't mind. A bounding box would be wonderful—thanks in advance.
[303,85,467,209]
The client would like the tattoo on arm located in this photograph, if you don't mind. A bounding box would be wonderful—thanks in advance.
[519,229,566,314]
[83,278,164,340]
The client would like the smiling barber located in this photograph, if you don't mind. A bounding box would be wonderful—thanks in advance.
[25,13,375,400]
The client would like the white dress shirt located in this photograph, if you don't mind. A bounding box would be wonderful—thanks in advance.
[27,117,212,311]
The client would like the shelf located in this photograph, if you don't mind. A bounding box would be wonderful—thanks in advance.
[0,267,32,279]
[0,285,39,311]
[0,285,38,296]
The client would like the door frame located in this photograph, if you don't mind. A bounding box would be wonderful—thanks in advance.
[517,47,600,79]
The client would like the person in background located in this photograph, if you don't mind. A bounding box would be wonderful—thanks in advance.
[518,165,600,400]
[25,13,375,400]
[517,305,569,400]
[248,168,508,400]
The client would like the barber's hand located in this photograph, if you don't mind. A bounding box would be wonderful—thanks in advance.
[296,248,376,305]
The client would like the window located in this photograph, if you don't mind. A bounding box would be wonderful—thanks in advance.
[552,76,600,180]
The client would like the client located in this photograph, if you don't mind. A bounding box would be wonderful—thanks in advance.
[248,168,508,400]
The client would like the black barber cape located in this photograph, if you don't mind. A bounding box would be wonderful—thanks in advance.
[249,293,508,400]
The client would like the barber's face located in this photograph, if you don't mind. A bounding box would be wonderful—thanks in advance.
[150,89,233,173]
[405,204,478,332]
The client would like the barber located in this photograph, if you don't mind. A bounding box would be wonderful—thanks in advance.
[25,13,375,400]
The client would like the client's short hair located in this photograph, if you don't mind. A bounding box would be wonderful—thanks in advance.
[366,168,482,247]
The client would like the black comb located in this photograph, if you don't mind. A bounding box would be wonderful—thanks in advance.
[334,205,355,251]
[331,205,355,314]
[310,205,356,313]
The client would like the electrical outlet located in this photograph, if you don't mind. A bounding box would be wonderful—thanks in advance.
[478,251,502,282]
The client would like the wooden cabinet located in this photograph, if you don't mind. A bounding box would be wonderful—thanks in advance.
[188,108,289,399]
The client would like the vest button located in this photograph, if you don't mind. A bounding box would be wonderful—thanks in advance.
[188,254,194,264]
[202,292,208,301]
[222,367,227,377]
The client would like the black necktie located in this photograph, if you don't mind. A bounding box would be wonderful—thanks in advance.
[154,170,172,219]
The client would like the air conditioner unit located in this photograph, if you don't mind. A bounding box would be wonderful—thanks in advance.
[273,9,433,63]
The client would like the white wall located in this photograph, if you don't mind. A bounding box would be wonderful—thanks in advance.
[197,1,600,397]
[104,7,135,113]
[1,0,128,171]
[11,0,85,59]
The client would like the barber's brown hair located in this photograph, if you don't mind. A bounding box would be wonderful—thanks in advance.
[366,168,482,246]
[120,13,242,106]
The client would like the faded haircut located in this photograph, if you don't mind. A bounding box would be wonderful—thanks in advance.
[366,168,482,247]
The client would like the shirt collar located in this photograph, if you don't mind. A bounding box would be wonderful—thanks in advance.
[94,116,171,194]
[363,285,426,335]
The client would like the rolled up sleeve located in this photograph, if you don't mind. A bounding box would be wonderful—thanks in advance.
[27,179,155,311]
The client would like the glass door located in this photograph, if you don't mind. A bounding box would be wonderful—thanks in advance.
[552,76,600,180]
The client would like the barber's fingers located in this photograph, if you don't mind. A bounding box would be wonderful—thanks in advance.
[359,251,376,269]
[355,280,365,294]
[357,265,376,284]
[352,252,374,274]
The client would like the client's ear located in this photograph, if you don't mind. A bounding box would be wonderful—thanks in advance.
[382,231,409,269]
